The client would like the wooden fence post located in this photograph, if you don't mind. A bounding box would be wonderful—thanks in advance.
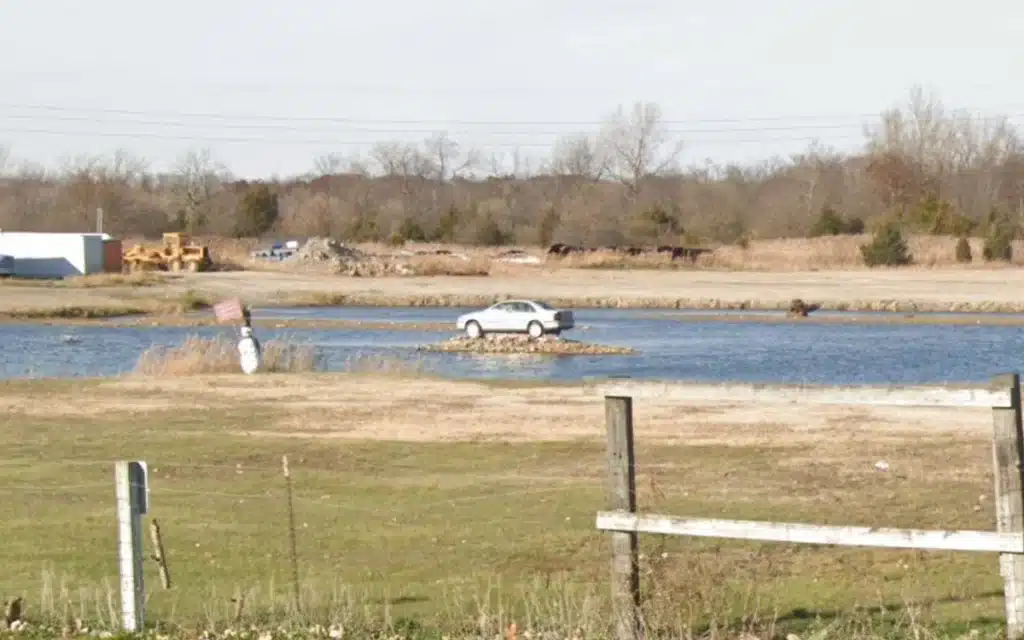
[605,395,641,640]
[992,373,1024,639]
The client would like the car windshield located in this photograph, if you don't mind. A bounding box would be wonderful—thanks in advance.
[532,300,554,310]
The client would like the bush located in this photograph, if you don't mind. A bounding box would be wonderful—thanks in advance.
[983,218,1015,262]
[233,184,279,238]
[955,237,972,263]
[860,223,912,267]
[808,206,863,237]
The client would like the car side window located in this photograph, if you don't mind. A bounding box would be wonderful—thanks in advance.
[493,303,513,312]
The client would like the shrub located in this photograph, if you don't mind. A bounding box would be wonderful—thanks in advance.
[983,217,1015,262]
[860,223,912,267]
[808,206,845,236]
[233,184,279,238]
[808,206,863,237]
[955,237,972,263]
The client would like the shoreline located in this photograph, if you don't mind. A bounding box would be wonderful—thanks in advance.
[5,267,1024,326]
[4,298,1024,328]
[273,292,1024,314]
[6,301,1024,327]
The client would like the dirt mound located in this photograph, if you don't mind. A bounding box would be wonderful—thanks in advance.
[291,236,364,263]
[286,237,413,276]
[417,333,636,356]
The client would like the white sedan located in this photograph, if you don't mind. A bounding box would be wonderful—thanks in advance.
[456,300,575,339]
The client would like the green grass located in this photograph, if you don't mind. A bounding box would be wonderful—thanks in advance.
[0,380,1012,638]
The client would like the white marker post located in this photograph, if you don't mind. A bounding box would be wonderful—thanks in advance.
[238,326,263,375]
[115,461,148,633]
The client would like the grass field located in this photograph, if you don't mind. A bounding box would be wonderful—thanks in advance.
[0,372,1012,638]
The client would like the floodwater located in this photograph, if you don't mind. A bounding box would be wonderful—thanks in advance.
[3,306,1024,385]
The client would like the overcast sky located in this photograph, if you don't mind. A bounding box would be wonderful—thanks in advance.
[1,0,1022,179]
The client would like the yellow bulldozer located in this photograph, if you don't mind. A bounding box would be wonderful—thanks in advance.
[122,232,213,273]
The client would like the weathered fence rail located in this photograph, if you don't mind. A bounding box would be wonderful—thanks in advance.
[594,373,1024,640]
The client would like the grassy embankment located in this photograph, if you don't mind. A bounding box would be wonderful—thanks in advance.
[0,341,1012,638]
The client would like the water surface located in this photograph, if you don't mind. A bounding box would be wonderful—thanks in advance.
[3,306,1024,385]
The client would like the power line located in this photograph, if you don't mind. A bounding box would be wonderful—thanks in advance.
[0,126,870,147]
[0,111,883,135]
[2,101,1021,127]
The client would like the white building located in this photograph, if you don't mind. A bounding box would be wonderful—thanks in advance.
[0,231,108,278]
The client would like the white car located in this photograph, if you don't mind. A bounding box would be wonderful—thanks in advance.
[456,300,575,339]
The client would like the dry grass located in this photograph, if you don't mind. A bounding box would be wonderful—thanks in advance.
[0,375,1011,639]
[150,234,1024,274]
[553,235,1024,272]
[0,271,170,288]
[699,235,1024,271]
[133,334,323,375]
[58,271,167,287]
[406,254,493,276]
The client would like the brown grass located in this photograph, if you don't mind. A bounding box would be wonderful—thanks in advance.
[551,234,1024,272]
[141,233,1024,275]
[406,254,493,276]
[0,271,170,288]
[133,334,323,375]
[59,272,167,287]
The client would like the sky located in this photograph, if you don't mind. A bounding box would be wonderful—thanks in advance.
[1,0,1023,179]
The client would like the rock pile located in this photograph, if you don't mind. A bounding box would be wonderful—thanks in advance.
[418,333,636,356]
[286,237,413,276]
[290,236,363,263]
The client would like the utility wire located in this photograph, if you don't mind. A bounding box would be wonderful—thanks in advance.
[1,101,1021,127]
[0,127,868,147]
[0,112,886,135]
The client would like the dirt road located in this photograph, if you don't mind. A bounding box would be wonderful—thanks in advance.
[4,267,1024,314]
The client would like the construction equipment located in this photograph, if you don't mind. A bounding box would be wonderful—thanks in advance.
[122,232,213,273]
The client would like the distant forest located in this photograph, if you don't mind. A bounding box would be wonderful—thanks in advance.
[1,86,1022,247]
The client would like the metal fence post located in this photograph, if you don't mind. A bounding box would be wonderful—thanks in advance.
[115,461,148,633]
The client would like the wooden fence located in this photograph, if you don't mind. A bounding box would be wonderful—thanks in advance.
[594,373,1024,640]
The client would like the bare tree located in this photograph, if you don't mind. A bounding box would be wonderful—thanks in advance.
[598,101,684,196]
[487,148,533,179]
[371,141,434,178]
[171,148,230,233]
[421,132,480,182]
[864,86,958,185]
[0,145,9,176]
[311,153,345,178]
[549,133,609,181]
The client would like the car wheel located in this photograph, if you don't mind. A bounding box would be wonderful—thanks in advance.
[465,321,483,339]
[527,321,544,339]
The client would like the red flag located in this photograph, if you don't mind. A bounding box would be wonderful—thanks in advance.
[213,298,245,323]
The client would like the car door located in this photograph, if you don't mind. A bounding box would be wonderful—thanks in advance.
[515,302,536,331]
[485,302,515,331]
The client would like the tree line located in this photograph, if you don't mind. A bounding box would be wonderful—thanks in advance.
[1,86,1022,251]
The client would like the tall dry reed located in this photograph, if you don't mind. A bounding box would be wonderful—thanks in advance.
[133,334,322,376]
